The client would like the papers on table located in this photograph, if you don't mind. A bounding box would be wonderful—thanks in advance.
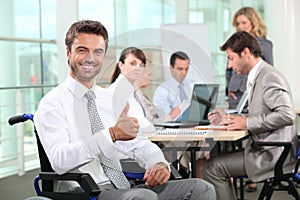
[156,128,207,135]
[155,125,226,135]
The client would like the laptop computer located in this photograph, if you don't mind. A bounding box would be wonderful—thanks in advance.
[225,91,248,114]
[154,83,219,128]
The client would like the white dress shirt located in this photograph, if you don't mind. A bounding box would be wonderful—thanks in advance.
[246,58,263,128]
[247,58,263,98]
[34,74,168,190]
[153,76,195,117]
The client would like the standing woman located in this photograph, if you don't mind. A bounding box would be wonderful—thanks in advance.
[226,7,273,110]
[225,7,273,192]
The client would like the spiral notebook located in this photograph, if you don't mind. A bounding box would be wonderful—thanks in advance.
[154,83,219,128]
[156,128,208,135]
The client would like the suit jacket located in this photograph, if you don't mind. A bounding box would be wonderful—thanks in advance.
[244,60,297,182]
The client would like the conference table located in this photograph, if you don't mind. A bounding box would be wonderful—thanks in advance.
[148,126,249,178]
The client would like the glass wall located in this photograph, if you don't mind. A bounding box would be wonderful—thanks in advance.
[0,0,57,178]
[0,0,266,178]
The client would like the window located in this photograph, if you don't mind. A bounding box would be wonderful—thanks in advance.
[0,0,57,178]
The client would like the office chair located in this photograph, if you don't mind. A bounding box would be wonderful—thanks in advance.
[234,141,300,200]
[8,113,181,200]
[251,141,300,200]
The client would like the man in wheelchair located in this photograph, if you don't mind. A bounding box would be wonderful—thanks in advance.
[34,19,216,200]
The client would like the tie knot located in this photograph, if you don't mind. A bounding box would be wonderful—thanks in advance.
[85,90,96,101]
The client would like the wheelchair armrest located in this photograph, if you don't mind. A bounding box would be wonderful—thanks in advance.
[121,158,182,180]
[251,141,292,179]
[170,164,182,180]
[39,172,101,196]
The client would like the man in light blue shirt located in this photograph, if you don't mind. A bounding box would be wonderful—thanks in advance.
[153,52,209,178]
[153,51,194,118]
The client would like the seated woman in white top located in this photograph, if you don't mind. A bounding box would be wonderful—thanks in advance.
[110,47,209,178]
[110,47,181,124]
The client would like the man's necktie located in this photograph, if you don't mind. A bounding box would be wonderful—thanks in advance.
[178,83,187,102]
[84,90,131,189]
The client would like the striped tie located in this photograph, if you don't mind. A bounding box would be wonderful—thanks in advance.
[85,90,130,189]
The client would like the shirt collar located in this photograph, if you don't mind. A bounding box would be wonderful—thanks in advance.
[66,74,96,100]
[247,58,263,86]
[169,75,187,87]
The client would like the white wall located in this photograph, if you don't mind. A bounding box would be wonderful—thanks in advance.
[160,23,218,84]
[265,0,300,106]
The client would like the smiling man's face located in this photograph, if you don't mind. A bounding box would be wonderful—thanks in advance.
[67,33,106,88]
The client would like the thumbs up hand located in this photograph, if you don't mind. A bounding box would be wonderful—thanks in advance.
[109,103,139,142]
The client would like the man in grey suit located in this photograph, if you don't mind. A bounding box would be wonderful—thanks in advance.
[203,31,298,200]
[225,37,273,110]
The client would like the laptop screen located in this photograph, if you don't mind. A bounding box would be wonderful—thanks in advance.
[225,90,248,114]
[154,83,219,128]
[184,83,219,122]
[236,91,248,114]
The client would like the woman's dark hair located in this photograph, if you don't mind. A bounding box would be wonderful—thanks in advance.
[220,31,262,57]
[110,47,146,83]
[65,20,109,52]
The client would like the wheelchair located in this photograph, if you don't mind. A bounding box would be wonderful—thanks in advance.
[9,113,181,200]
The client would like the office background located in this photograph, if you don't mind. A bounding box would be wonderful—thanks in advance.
[0,0,299,183]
